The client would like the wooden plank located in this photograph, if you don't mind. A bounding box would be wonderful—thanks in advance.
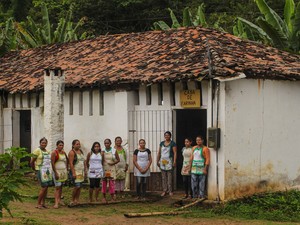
[124,210,190,218]
[68,199,146,208]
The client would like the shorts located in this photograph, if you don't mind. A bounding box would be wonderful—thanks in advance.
[37,170,53,187]
[89,178,101,188]
[52,174,64,187]
[69,171,83,187]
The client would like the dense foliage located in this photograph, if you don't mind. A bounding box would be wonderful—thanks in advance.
[0,147,31,218]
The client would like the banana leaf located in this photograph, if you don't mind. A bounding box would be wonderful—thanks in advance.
[41,4,51,44]
[284,0,295,33]
[182,7,193,27]
[255,0,285,34]
[153,21,170,31]
[168,8,181,28]
[257,17,289,48]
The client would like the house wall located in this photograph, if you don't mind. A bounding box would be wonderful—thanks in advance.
[63,89,134,154]
[223,79,300,199]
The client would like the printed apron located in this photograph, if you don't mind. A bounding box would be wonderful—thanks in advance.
[103,148,116,179]
[39,151,53,184]
[115,149,126,180]
[55,153,68,182]
[88,153,103,178]
[74,153,85,183]
[191,147,205,175]
[160,145,173,171]
[134,150,150,177]
[181,147,192,176]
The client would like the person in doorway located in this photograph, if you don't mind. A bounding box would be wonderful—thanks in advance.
[181,137,193,199]
[51,140,68,208]
[157,131,177,197]
[133,139,152,200]
[114,136,128,198]
[86,142,103,202]
[102,138,120,203]
[30,137,53,209]
[68,139,86,205]
[190,135,210,199]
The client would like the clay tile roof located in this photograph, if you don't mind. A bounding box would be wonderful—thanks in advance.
[0,26,299,93]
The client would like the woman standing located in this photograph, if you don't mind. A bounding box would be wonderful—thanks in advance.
[133,139,152,200]
[102,139,120,203]
[30,137,52,209]
[190,136,210,199]
[157,131,177,197]
[51,140,68,208]
[114,136,128,197]
[181,138,193,198]
[86,142,103,202]
[68,139,86,205]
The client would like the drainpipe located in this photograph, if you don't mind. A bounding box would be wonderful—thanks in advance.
[44,68,65,151]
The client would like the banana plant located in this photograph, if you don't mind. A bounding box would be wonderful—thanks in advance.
[233,0,300,54]
[153,3,208,30]
[0,18,21,56]
[15,4,86,48]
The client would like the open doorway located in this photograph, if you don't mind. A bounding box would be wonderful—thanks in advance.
[174,109,207,189]
[20,110,31,165]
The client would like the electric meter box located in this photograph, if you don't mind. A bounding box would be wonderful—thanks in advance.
[207,127,220,149]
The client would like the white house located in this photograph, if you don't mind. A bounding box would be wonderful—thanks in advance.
[0,26,299,200]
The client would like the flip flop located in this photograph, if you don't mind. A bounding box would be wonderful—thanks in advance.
[35,205,43,209]
[42,205,49,209]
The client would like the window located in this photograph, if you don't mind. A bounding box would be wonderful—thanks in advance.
[158,83,163,105]
[89,90,93,116]
[134,90,140,105]
[146,85,152,105]
[79,91,83,116]
[69,91,73,115]
[182,81,188,90]
[170,83,176,106]
[99,90,104,115]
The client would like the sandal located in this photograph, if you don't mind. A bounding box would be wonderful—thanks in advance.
[161,192,167,197]
[42,205,49,209]
[35,205,43,209]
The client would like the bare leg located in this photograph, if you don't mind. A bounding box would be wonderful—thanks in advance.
[54,186,60,208]
[95,188,100,201]
[37,187,47,207]
[75,187,81,204]
[89,188,94,202]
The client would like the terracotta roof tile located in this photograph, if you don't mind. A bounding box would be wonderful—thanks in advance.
[0,26,299,93]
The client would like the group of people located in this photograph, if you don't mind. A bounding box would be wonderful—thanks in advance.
[30,132,209,209]
[157,132,210,199]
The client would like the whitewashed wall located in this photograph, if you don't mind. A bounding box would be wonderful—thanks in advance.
[63,89,134,155]
[223,79,300,200]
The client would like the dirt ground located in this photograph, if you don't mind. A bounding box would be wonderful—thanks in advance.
[1,191,299,225]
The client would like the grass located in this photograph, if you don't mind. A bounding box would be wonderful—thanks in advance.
[213,190,300,222]
[2,175,300,224]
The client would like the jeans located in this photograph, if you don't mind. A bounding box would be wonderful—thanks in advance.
[191,174,206,198]
[136,177,147,197]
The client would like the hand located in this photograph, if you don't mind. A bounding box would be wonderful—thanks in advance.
[72,171,76,179]
[55,172,59,180]
[141,169,146,174]
[157,162,160,167]
[173,161,176,167]
[203,168,207,175]
[125,164,128,172]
